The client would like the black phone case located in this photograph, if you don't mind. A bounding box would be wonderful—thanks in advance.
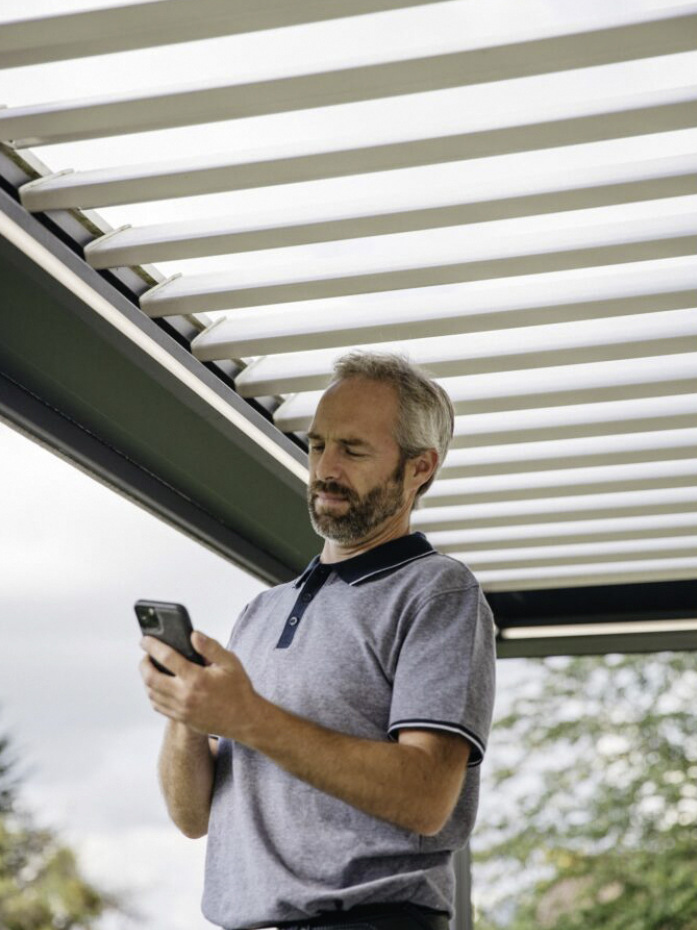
[135,599,205,676]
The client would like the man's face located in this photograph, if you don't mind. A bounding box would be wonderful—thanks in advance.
[306,378,408,545]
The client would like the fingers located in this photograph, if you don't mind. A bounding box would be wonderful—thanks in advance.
[191,631,228,666]
[140,635,192,678]
[139,649,186,722]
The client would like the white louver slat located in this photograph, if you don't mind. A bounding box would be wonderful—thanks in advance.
[273,354,697,432]
[231,308,697,397]
[446,395,697,447]
[411,488,697,532]
[2,0,696,596]
[4,7,696,146]
[424,460,697,506]
[84,153,697,267]
[438,429,697,476]
[470,558,697,592]
[428,512,697,550]
[18,85,697,212]
[190,257,697,356]
[137,197,697,315]
[0,0,448,68]
[454,536,697,570]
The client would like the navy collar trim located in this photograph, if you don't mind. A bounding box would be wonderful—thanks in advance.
[294,532,435,588]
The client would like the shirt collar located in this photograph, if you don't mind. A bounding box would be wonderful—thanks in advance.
[293,532,435,588]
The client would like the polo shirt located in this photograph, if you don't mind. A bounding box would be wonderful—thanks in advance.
[202,532,496,930]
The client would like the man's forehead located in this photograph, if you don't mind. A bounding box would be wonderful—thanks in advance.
[312,379,398,426]
[307,427,371,443]
[321,377,397,406]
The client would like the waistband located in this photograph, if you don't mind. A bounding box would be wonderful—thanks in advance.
[276,902,450,930]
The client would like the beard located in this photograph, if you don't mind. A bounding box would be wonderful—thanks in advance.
[307,459,406,545]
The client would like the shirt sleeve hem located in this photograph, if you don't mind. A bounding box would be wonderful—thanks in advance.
[387,718,486,767]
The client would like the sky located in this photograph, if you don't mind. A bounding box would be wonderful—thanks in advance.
[0,418,267,930]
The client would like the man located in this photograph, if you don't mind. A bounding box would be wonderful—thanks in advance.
[140,352,496,930]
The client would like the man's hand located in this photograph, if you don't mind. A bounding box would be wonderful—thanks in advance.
[140,632,258,740]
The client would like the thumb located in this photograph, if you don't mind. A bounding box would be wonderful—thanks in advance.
[191,631,230,666]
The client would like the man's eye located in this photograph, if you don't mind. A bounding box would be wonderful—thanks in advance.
[309,444,324,454]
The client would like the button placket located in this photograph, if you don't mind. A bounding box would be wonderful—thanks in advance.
[276,565,332,649]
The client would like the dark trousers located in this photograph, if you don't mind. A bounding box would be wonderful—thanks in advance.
[276,902,450,930]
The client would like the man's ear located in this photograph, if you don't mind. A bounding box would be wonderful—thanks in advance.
[409,449,439,493]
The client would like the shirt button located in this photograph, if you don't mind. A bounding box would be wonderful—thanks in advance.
[288,616,299,626]
[302,593,312,602]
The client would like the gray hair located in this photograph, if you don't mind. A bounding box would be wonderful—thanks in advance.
[330,351,454,500]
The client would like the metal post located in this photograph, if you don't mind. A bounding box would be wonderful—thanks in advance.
[451,844,472,930]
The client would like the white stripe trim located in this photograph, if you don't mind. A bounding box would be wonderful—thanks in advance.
[388,719,487,765]
[347,549,436,585]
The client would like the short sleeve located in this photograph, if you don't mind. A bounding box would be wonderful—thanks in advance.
[388,582,496,767]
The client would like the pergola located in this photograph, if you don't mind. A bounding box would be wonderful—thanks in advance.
[1,2,697,925]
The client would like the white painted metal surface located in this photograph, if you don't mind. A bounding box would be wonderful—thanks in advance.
[274,354,697,431]
[139,200,697,314]
[428,512,697,550]
[0,0,448,68]
[4,8,696,146]
[82,153,697,267]
[17,86,697,211]
[411,487,697,531]
[447,395,697,447]
[191,257,697,357]
[232,307,697,397]
[439,429,697,476]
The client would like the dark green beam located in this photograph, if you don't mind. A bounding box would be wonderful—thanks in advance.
[0,187,318,584]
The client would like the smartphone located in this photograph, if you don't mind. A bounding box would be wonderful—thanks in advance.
[135,599,205,676]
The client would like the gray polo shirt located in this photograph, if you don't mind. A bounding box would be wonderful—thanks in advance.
[202,532,496,930]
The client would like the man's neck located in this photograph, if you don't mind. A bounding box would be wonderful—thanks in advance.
[320,511,413,563]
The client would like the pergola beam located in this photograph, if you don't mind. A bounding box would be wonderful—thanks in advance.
[232,307,697,397]
[17,89,697,211]
[460,537,697,572]
[273,354,697,431]
[410,487,697,531]
[85,155,697,267]
[191,257,697,358]
[479,557,697,592]
[447,395,697,448]
[4,11,696,146]
[142,207,697,316]
[424,459,697,507]
[440,429,697,477]
[429,512,697,551]
[0,0,446,68]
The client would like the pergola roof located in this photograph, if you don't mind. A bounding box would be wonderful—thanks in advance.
[1,0,696,657]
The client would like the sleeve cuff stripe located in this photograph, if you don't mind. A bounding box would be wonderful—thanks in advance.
[388,719,487,766]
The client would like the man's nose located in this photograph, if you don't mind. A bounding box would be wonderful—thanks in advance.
[315,446,342,481]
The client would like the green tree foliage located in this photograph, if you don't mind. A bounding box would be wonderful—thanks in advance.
[473,651,697,930]
[0,730,121,930]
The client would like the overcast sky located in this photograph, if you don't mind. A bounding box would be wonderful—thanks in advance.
[0,419,267,930]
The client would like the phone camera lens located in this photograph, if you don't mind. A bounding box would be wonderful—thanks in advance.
[140,607,161,632]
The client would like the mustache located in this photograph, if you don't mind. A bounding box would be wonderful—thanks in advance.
[310,480,358,502]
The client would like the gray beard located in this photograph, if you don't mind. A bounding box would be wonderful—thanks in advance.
[307,472,405,545]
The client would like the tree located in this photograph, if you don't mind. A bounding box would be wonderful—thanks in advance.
[472,651,697,930]
[0,728,122,930]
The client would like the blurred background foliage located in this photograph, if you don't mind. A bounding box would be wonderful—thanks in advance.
[0,729,123,930]
[473,652,697,930]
